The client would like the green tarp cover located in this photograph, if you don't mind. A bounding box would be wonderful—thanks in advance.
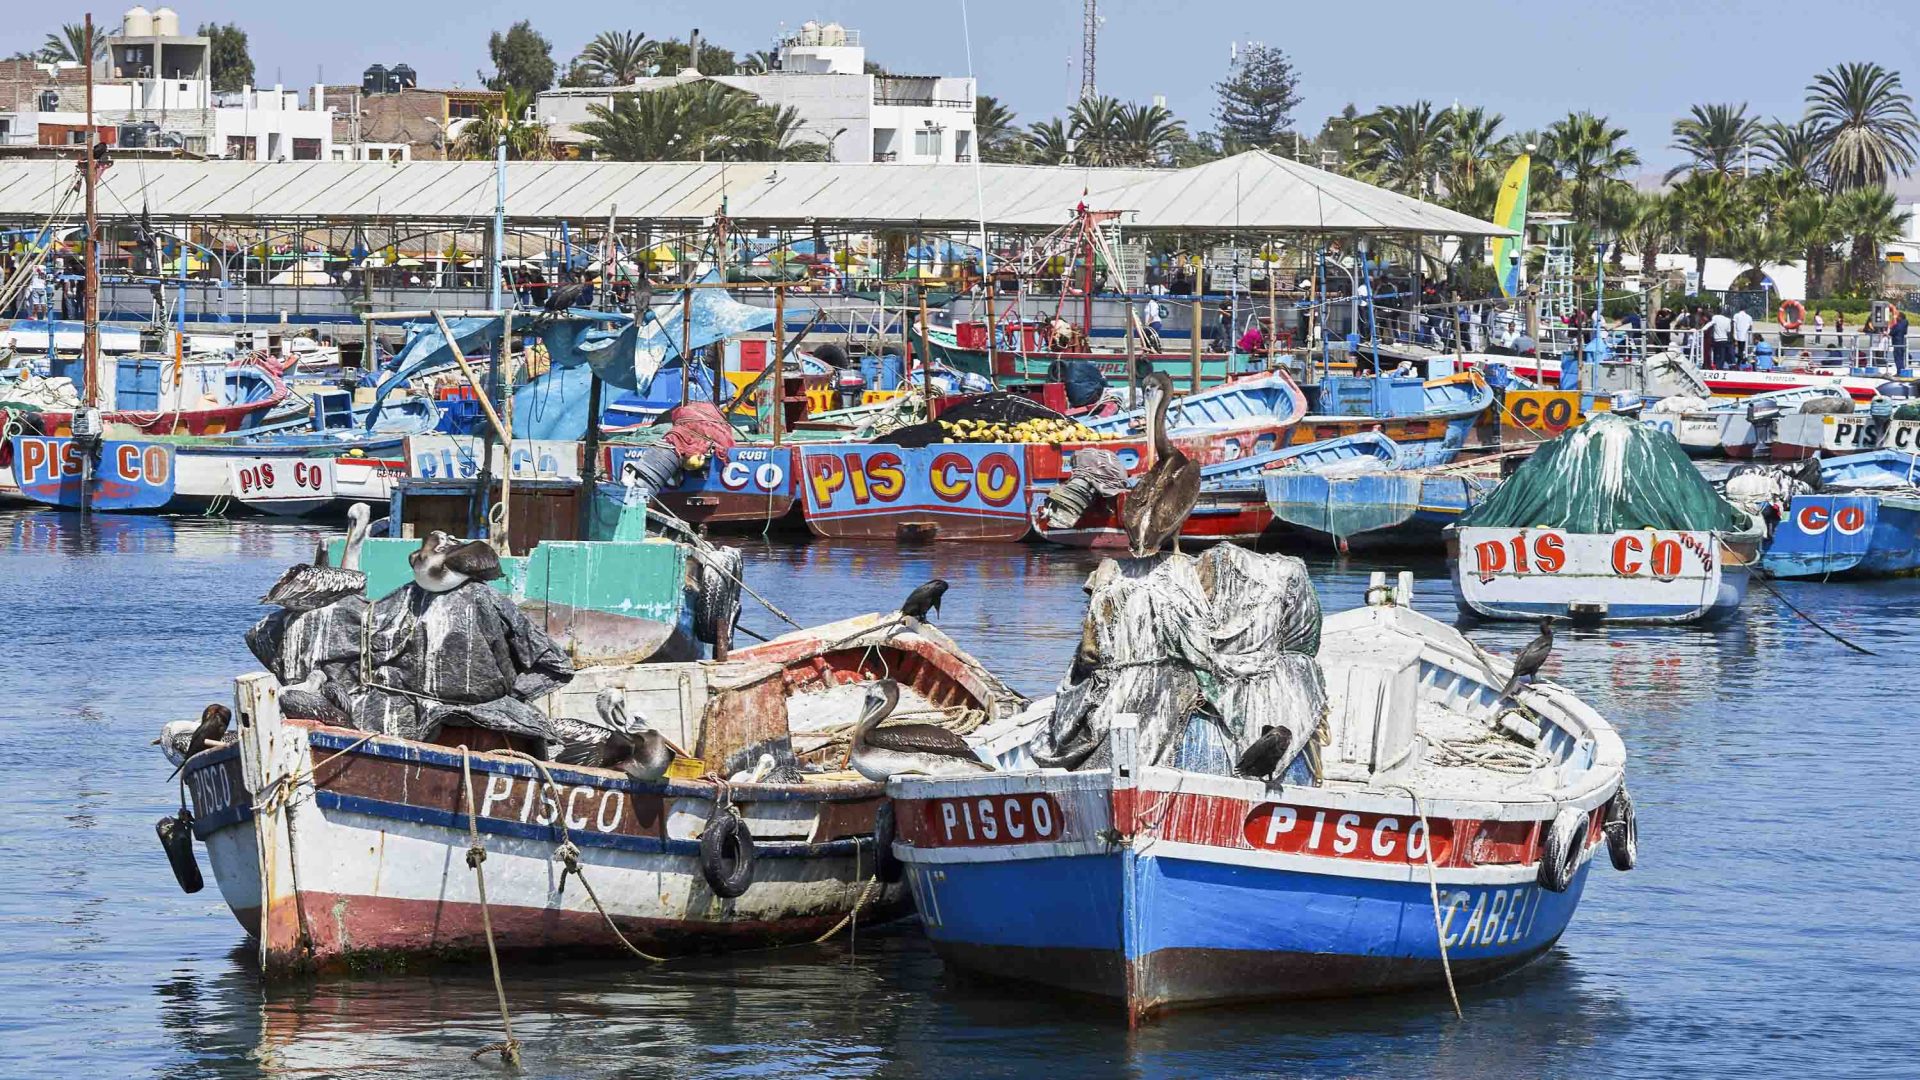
[1458,412,1745,533]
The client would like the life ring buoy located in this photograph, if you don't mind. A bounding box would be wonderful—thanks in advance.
[1779,300,1805,331]
[699,807,756,898]
[1537,806,1586,893]
[1604,785,1638,871]
[871,800,902,883]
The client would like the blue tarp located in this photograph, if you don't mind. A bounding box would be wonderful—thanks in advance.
[636,278,777,383]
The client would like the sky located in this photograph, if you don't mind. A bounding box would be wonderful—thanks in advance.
[12,0,1920,190]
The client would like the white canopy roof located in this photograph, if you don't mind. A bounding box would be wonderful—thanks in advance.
[0,152,1508,237]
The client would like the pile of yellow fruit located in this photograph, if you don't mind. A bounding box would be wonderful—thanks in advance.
[936,417,1119,445]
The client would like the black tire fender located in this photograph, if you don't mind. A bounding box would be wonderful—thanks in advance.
[699,808,756,899]
[1604,785,1638,871]
[1537,806,1585,893]
[157,811,204,894]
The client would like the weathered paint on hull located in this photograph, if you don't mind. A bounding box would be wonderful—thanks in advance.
[1031,489,1273,549]
[1762,494,1920,579]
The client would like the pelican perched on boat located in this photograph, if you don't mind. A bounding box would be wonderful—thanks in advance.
[849,680,993,781]
[588,687,676,782]
[409,530,505,593]
[260,502,372,611]
[154,703,232,768]
[1120,371,1201,558]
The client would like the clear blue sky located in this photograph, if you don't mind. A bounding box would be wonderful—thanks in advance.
[16,0,1920,185]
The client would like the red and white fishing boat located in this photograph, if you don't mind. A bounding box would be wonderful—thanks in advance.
[1507,352,1884,403]
[174,611,1022,976]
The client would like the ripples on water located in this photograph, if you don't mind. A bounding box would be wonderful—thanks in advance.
[2,511,1914,1078]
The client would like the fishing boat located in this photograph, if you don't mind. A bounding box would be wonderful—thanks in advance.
[1031,433,1400,549]
[887,568,1634,1023]
[1449,413,1763,623]
[1284,371,1494,467]
[169,528,1024,976]
[1265,464,1500,552]
[1712,386,1857,459]
[1510,351,1881,403]
[3,352,291,437]
[921,321,1241,389]
[1753,451,1920,578]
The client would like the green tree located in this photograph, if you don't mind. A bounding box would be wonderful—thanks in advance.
[1669,171,1739,281]
[739,50,780,74]
[482,21,556,94]
[1625,190,1680,279]
[1807,62,1920,191]
[451,86,553,160]
[570,30,656,87]
[1355,101,1447,196]
[1758,118,1825,181]
[1830,186,1910,293]
[1113,102,1186,166]
[654,37,737,76]
[1025,118,1074,165]
[1667,103,1761,181]
[40,23,104,64]
[575,83,822,162]
[975,95,1022,162]
[1307,105,1364,172]
[1213,42,1301,149]
[1780,191,1839,298]
[1544,111,1640,226]
[196,23,254,94]
[1067,95,1128,166]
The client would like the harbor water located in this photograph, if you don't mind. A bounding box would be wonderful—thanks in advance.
[2,510,1913,1078]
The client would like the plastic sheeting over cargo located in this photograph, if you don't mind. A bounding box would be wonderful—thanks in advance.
[1030,546,1325,776]
[1459,412,1747,534]
[636,285,779,387]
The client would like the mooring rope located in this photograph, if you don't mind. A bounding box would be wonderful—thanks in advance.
[1383,782,1463,1020]
[458,746,522,1068]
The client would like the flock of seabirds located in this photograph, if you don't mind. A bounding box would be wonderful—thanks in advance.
[153,368,1557,787]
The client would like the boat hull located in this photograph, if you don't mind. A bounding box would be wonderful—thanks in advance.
[1266,471,1496,552]
[1450,526,1753,623]
[1762,494,1920,578]
[1031,487,1273,549]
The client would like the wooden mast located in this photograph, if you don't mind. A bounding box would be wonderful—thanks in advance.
[82,13,99,410]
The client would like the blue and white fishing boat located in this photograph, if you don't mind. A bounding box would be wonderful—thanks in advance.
[888,571,1634,1023]
[1644,384,1851,458]
[1757,450,1920,578]
[1290,372,1495,468]
[1266,466,1500,552]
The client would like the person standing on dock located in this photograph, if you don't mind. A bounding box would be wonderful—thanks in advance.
[1141,293,1165,352]
[1893,309,1910,374]
[1731,306,1754,366]
[1710,308,1734,369]
[1813,310,1826,343]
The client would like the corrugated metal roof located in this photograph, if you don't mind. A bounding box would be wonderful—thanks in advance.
[0,153,1509,235]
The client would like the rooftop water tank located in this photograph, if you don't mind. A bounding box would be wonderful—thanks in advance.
[821,22,847,46]
[390,63,416,90]
[152,6,179,35]
[123,6,153,36]
[362,64,387,95]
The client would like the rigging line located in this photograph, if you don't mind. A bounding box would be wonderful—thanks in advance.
[958,0,994,371]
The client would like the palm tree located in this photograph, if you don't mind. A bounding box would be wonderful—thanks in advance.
[450,87,553,160]
[1439,105,1505,193]
[1669,171,1739,282]
[975,95,1022,162]
[738,49,780,74]
[41,23,105,63]
[572,30,657,86]
[1758,118,1825,181]
[1355,101,1447,196]
[575,84,823,162]
[1667,103,1761,181]
[1625,190,1679,279]
[1067,95,1128,166]
[1544,112,1640,226]
[1807,62,1920,190]
[1780,191,1840,298]
[1830,186,1911,293]
[1026,118,1074,165]
[1721,221,1791,287]
[1113,102,1185,166]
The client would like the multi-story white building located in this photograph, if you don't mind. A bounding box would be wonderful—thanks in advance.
[0,6,333,160]
[538,22,976,164]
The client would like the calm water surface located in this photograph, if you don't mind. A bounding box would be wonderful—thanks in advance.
[1,510,1913,1078]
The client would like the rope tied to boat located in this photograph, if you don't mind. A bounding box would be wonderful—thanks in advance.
[457,746,522,1069]
[251,731,377,816]
[1383,782,1464,1020]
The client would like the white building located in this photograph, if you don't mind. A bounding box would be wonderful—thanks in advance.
[538,22,975,164]
[0,7,333,160]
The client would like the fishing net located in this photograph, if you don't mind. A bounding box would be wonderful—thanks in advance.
[1032,545,1325,777]
[1459,412,1747,533]
[883,393,1070,448]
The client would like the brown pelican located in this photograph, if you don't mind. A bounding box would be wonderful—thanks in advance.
[409,530,505,593]
[591,687,675,782]
[849,680,993,781]
[260,503,372,611]
[1120,371,1200,558]
[1235,724,1292,781]
[154,703,232,768]
[900,579,949,622]
[1499,618,1556,699]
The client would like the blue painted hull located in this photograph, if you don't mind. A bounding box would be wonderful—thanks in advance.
[1266,470,1496,551]
[1762,494,1920,578]
[910,847,1590,1017]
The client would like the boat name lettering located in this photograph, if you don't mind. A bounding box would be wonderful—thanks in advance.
[920,793,1061,846]
[1882,419,1920,452]
[186,759,237,819]
[1506,391,1581,433]
[1438,885,1546,950]
[803,446,1025,511]
[717,451,788,493]
[1793,502,1868,536]
[1472,528,1712,582]
[234,460,328,496]
[478,772,628,834]
[1242,804,1447,864]
[16,436,171,487]
[1470,532,1567,583]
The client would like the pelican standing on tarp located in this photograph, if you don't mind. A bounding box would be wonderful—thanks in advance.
[849,680,994,781]
[409,530,505,592]
[260,503,372,611]
[1121,372,1202,557]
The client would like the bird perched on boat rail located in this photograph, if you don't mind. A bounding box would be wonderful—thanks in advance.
[1235,724,1292,782]
[260,502,372,612]
[576,687,676,782]
[409,530,505,593]
[1121,371,1201,558]
[900,579,949,623]
[154,703,232,769]
[542,274,590,317]
[849,680,994,781]
[1500,618,1556,700]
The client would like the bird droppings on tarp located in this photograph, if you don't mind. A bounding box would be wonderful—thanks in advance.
[1031,544,1326,777]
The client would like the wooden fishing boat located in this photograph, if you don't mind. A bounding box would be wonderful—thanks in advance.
[922,322,1241,389]
[605,443,805,531]
[172,544,1023,977]
[11,354,290,437]
[1710,386,1857,459]
[1031,433,1401,549]
[887,575,1634,1023]
[1759,451,1920,578]
[1284,371,1494,467]
[1509,353,1882,403]
[1266,466,1500,552]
